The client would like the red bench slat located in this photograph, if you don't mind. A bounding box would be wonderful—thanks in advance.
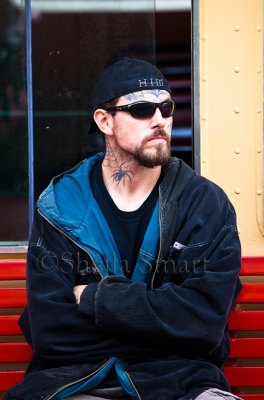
[0,343,32,362]
[0,260,26,280]
[224,366,264,386]
[0,288,27,308]
[229,310,264,330]
[230,337,264,358]
[240,396,264,400]
[241,257,264,275]
[0,371,25,392]
[0,315,22,335]
[236,283,264,303]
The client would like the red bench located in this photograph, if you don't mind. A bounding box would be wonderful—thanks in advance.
[0,257,264,399]
[224,257,264,399]
[0,259,31,398]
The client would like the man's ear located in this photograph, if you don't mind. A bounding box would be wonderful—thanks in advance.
[93,109,114,136]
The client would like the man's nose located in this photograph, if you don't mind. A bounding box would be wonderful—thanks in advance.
[150,107,166,127]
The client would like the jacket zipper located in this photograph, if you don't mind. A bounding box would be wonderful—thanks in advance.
[150,187,162,289]
[45,357,113,400]
[125,371,141,400]
[38,209,104,279]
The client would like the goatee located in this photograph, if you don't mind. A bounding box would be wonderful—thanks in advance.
[133,129,171,168]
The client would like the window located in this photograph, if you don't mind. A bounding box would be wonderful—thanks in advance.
[0,0,192,247]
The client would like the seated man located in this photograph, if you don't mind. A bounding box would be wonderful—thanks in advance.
[5,57,242,400]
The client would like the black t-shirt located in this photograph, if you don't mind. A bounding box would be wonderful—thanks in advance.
[90,161,159,278]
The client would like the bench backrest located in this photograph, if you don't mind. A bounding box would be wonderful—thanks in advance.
[224,257,264,400]
[0,259,31,398]
[0,257,264,399]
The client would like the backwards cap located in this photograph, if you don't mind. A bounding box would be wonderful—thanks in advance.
[92,57,171,108]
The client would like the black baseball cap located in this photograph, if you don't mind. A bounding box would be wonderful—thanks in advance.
[92,57,171,109]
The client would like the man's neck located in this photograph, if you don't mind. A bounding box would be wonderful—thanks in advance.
[101,158,161,212]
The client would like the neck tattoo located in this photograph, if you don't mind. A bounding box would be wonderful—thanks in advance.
[103,140,134,187]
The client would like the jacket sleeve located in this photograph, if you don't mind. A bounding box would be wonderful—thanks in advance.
[22,210,115,364]
[78,179,242,354]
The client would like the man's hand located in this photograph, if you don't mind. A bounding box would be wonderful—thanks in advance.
[73,285,87,304]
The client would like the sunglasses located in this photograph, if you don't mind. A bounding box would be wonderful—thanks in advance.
[104,100,175,119]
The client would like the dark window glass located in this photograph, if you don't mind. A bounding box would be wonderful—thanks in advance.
[0,0,28,244]
[0,1,192,246]
[156,9,192,167]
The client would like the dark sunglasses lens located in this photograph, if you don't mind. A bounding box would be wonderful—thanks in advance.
[161,101,175,117]
[129,103,156,119]
[129,101,175,119]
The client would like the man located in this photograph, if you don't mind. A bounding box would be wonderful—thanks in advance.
[5,58,242,400]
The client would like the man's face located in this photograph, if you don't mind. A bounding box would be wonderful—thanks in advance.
[110,89,173,168]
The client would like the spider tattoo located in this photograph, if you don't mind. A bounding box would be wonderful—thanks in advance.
[111,163,134,186]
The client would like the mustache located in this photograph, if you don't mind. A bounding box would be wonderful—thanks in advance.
[142,129,170,144]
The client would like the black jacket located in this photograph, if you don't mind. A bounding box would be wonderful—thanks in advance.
[5,155,242,400]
